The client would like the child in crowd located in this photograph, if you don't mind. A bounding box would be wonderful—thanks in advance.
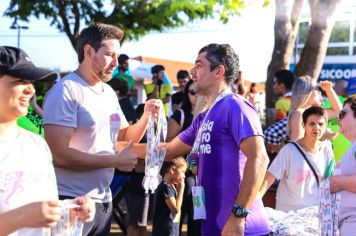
[152,157,188,236]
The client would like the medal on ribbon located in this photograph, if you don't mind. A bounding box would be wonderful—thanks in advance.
[143,101,167,193]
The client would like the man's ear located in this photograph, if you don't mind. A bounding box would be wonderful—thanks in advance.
[83,44,94,60]
[215,65,226,81]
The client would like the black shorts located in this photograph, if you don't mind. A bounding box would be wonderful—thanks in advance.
[126,173,155,227]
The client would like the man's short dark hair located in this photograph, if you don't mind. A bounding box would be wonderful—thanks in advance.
[275,70,294,90]
[118,54,129,64]
[151,65,165,74]
[107,78,129,96]
[76,22,124,63]
[177,70,190,80]
[199,44,239,85]
[302,106,327,124]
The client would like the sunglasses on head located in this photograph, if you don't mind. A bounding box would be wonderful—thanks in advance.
[339,110,347,120]
[188,89,196,96]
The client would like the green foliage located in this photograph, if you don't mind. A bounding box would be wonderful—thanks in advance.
[3,0,245,49]
[326,47,349,56]
[33,81,49,106]
[329,21,350,43]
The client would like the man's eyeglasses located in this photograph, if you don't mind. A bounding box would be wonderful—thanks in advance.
[339,110,347,120]
[188,90,196,96]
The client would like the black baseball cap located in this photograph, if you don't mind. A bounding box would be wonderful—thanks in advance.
[0,46,58,82]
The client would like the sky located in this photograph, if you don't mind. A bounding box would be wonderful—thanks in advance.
[0,1,275,82]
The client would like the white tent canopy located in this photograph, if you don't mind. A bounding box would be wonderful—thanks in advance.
[129,59,154,80]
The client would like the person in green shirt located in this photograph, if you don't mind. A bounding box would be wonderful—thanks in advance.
[113,54,135,91]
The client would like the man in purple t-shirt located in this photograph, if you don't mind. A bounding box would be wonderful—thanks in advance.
[127,44,270,235]
[165,44,270,235]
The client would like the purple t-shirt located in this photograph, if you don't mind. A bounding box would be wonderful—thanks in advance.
[179,94,269,236]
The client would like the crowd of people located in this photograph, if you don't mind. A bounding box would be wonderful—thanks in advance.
[1,21,356,236]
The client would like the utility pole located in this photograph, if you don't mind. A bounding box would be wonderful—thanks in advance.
[10,22,29,48]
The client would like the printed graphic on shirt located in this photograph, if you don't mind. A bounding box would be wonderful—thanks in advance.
[199,120,214,155]
[0,162,56,209]
[296,169,311,185]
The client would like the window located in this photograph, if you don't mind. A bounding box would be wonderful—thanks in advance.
[326,47,349,55]
[330,21,350,43]
[298,22,310,44]
[298,19,354,56]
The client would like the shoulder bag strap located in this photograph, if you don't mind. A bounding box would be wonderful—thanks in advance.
[291,142,320,187]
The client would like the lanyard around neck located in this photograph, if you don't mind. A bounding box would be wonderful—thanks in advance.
[191,90,231,153]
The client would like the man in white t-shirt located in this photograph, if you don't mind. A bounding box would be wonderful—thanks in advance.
[43,22,160,235]
[260,106,335,212]
[0,46,94,235]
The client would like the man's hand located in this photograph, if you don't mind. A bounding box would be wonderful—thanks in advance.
[221,216,244,236]
[20,201,61,228]
[115,141,137,171]
[143,99,162,118]
[73,196,95,222]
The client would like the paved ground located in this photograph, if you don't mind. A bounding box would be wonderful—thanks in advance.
[109,223,187,235]
[109,192,188,235]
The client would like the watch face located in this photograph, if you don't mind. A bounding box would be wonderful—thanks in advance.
[232,205,248,218]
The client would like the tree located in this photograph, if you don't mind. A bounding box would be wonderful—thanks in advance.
[4,0,244,50]
[265,0,304,125]
[293,0,342,79]
[265,0,342,126]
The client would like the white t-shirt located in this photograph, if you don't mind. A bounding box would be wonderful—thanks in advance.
[43,72,129,203]
[0,129,58,236]
[268,141,334,212]
[339,141,356,219]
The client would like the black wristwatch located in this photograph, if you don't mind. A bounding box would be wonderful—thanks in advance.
[231,204,249,218]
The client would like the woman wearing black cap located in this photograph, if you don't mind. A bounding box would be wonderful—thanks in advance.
[0,46,94,235]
